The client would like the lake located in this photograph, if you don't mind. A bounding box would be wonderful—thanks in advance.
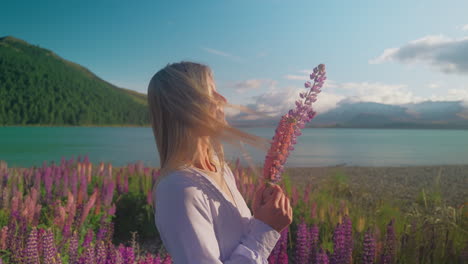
[1,127,468,167]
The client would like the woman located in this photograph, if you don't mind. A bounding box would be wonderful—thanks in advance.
[148,61,293,264]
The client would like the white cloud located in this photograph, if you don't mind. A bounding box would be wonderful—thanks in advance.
[338,82,424,105]
[202,47,242,62]
[283,74,306,80]
[232,85,344,121]
[370,35,468,74]
[231,79,277,93]
[427,83,440,89]
[430,88,468,103]
[462,24,468,31]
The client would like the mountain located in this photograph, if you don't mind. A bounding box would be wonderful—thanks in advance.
[228,101,468,129]
[0,36,149,126]
[311,101,468,128]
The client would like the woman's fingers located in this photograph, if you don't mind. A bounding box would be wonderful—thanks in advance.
[252,183,266,211]
[267,188,283,208]
[281,194,288,215]
[286,197,292,220]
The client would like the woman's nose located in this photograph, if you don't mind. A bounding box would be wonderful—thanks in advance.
[214,91,227,103]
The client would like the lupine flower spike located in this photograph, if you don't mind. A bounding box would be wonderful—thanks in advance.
[263,64,327,183]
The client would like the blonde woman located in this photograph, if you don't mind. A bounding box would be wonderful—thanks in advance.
[148,62,292,264]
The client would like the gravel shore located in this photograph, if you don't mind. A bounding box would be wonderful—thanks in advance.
[283,165,468,207]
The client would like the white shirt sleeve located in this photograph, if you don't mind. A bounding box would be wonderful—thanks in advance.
[154,173,280,264]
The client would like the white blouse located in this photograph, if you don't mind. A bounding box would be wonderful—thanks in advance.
[153,164,281,264]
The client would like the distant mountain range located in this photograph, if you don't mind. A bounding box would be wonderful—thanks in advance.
[2,36,467,129]
[228,101,468,129]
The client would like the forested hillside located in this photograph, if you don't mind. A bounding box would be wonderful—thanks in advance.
[0,36,149,126]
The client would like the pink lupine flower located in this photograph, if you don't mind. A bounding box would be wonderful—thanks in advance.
[80,189,98,225]
[162,254,172,264]
[0,226,8,250]
[263,64,326,183]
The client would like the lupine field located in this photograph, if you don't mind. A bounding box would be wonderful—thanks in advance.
[0,156,466,264]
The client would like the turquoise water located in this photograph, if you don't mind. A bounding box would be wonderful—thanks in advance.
[1,127,468,167]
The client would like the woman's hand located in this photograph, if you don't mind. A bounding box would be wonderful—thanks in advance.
[252,183,293,233]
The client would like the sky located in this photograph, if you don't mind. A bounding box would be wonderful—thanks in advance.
[2,0,468,117]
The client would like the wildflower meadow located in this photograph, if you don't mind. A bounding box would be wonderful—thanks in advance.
[0,156,466,263]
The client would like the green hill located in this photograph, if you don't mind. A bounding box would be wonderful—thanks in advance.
[0,36,149,126]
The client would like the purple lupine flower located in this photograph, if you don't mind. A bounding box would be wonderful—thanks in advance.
[43,167,53,202]
[117,244,128,263]
[316,248,330,264]
[295,220,309,264]
[105,241,118,264]
[120,246,136,264]
[96,241,107,264]
[24,228,39,264]
[331,223,345,264]
[102,179,115,207]
[362,229,376,264]
[277,228,289,264]
[96,226,107,242]
[79,244,96,264]
[68,232,79,264]
[62,169,69,197]
[62,223,71,240]
[268,228,286,263]
[309,224,320,263]
[343,215,353,264]
[380,219,396,264]
[82,229,95,249]
[42,229,61,264]
[71,171,78,199]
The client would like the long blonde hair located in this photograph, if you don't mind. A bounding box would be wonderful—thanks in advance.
[147,61,269,183]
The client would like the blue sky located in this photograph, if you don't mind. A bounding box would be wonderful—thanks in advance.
[2,0,468,116]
